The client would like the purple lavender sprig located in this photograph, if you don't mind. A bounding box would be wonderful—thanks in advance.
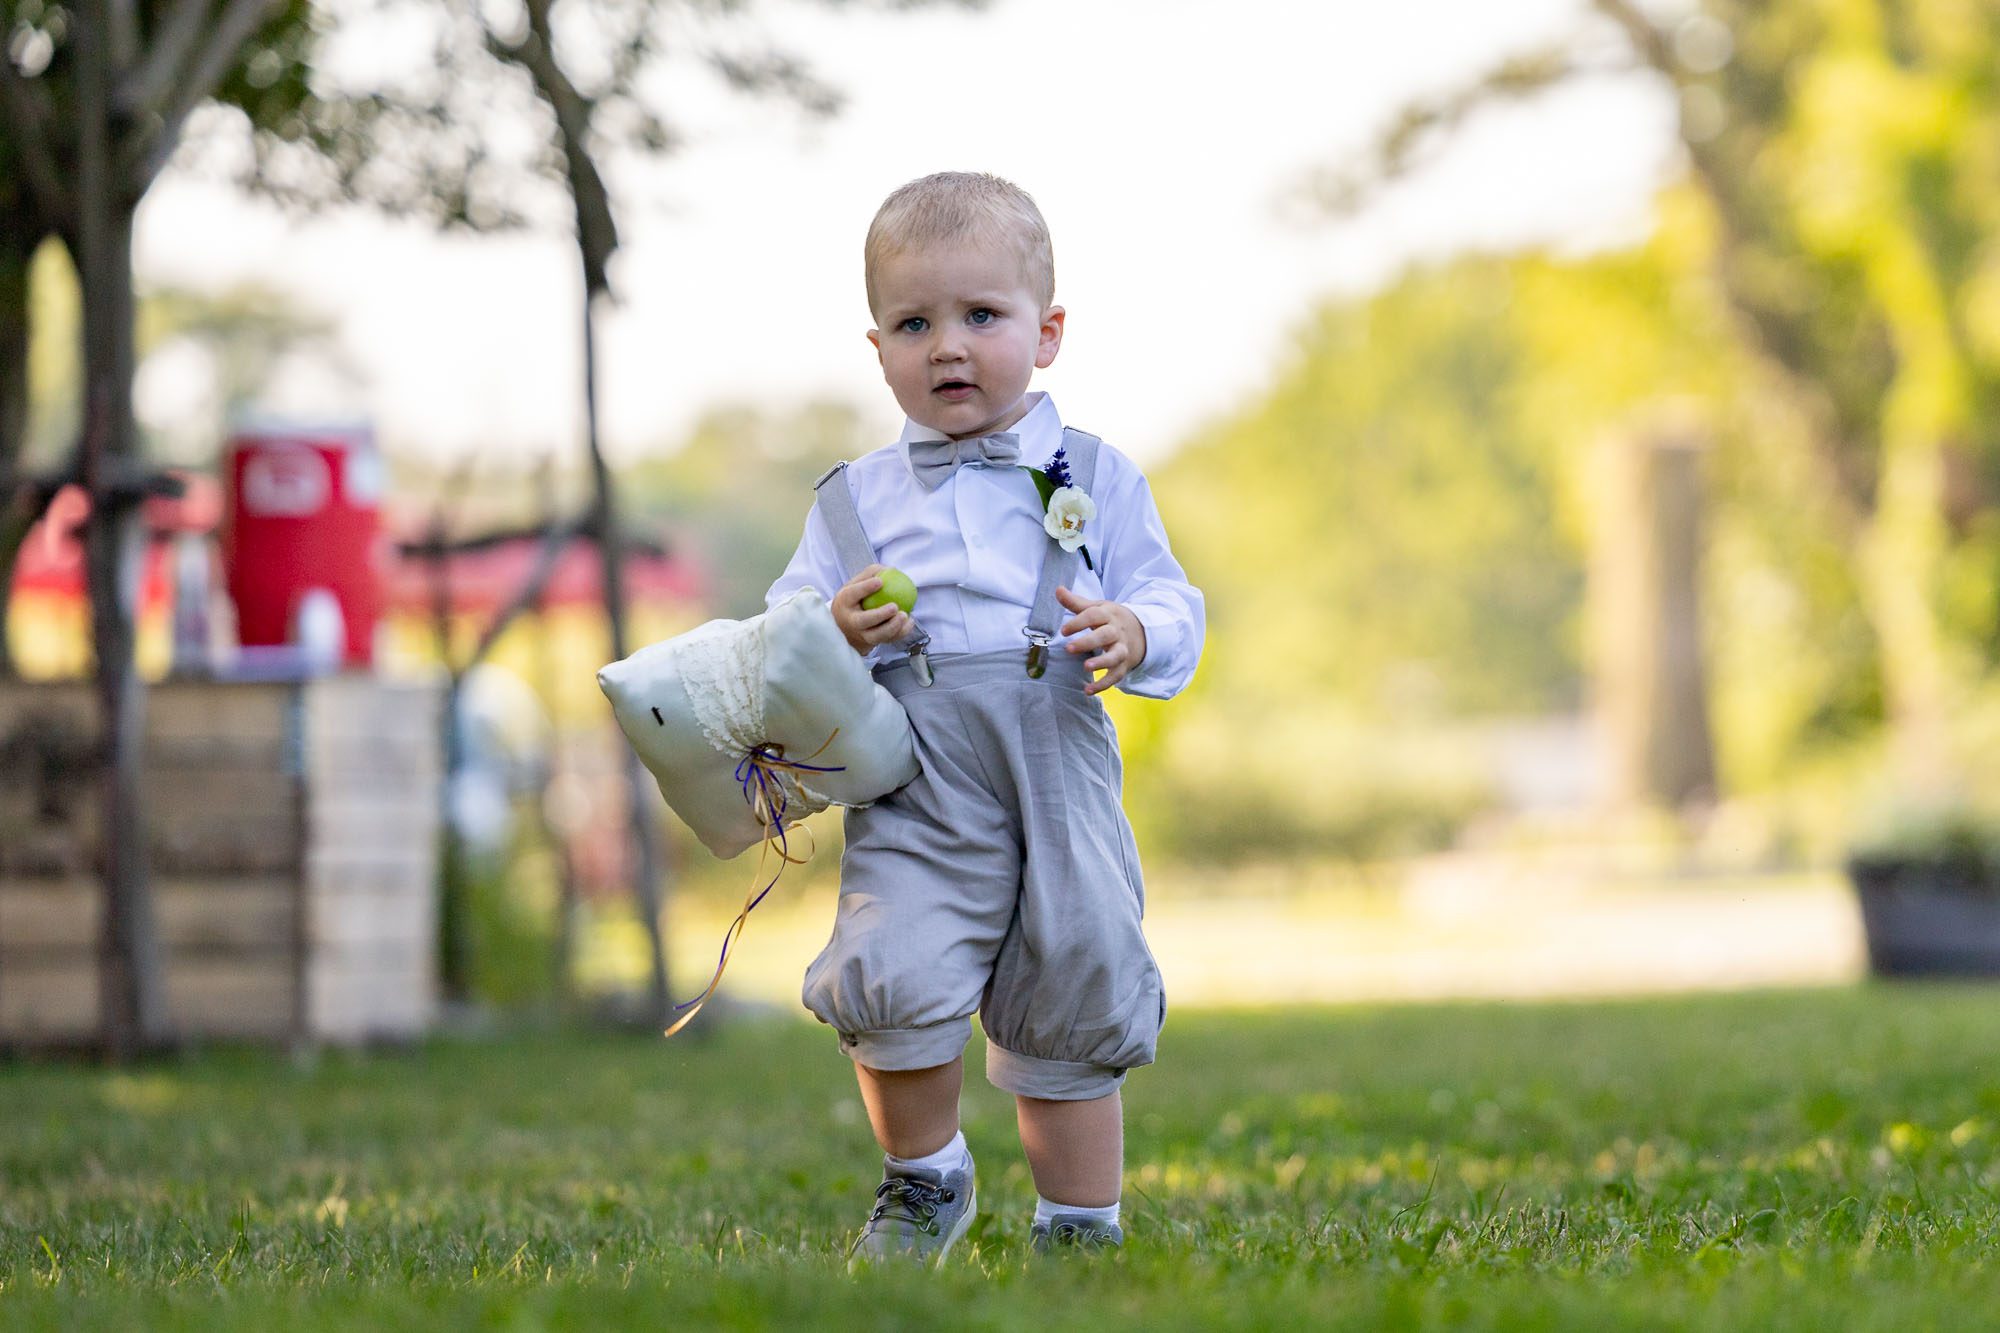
[1042,446,1073,491]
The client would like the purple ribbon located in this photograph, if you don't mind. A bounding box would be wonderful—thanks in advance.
[669,740,847,1016]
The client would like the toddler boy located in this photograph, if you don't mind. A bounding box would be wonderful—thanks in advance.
[766,171,1204,1263]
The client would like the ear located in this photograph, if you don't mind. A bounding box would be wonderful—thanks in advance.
[866,327,884,370]
[1035,305,1065,369]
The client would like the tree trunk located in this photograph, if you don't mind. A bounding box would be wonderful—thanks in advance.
[1590,423,1718,811]
[0,238,32,679]
[425,514,474,1004]
[77,0,168,1055]
[582,287,671,1024]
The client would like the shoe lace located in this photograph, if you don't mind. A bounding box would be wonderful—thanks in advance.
[868,1176,956,1237]
[1048,1220,1114,1248]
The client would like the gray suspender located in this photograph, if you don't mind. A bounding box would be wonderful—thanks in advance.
[811,426,1102,685]
[1023,428,1100,677]
[808,460,881,581]
[812,460,937,685]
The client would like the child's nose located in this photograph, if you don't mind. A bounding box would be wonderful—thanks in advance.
[930,329,968,361]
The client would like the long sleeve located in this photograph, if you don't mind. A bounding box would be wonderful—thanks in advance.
[766,495,851,611]
[1093,459,1205,700]
[760,404,1205,696]
[767,477,904,668]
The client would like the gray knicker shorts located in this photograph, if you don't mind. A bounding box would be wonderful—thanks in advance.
[800,648,1165,1101]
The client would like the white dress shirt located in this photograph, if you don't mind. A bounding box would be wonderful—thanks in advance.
[765,392,1205,699]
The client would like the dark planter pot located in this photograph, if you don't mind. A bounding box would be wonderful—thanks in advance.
[1849,857,2000,977]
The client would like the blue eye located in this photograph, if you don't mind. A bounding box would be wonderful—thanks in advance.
[968,308,996,326]
[899,317,927,333]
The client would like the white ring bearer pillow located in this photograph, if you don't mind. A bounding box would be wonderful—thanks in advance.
[597,586,920,859]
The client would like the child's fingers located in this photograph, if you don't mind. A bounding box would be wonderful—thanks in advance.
[852,608,909,646]
[838,574,885,607]
[1060,608,1109,640]
[1084,642,1128,673]
[1064,619,1119,653]
[1055,585,1096,613]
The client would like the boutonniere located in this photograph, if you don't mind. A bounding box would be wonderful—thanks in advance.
[1021,446,1095,571]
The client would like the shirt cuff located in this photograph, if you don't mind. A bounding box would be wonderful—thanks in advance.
[1119,602,1182,698]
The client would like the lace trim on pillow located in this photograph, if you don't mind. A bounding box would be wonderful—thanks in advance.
[671,613,832,818]
[673,619,766,757]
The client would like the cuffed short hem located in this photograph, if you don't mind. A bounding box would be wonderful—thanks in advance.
[833,1016,973,1072]
[984,1042,1130,1100]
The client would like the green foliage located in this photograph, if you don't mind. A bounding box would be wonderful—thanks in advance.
[624,400,891,618]
[461,829,564,1007]
[1284,0,2000,799]
[1024,464,1056,509]
[4,988,2000,1324]
[1155,259,1585,723]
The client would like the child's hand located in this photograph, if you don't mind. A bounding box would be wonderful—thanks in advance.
[832,565,914,655]
[1057,586,1147,696]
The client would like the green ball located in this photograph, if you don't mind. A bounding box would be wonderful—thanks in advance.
[861,567,917,615]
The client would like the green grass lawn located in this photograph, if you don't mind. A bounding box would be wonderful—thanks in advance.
[4,985,1999,1329]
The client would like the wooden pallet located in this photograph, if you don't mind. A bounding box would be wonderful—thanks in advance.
[0,677,443,1049]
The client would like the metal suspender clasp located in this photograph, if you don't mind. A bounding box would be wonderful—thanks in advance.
[812,460,849,490]
[1023,629,1050,680]
[907,631,935,688]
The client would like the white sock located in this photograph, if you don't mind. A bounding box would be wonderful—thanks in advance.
[885,1130,970,1175]
[1034,1195,1119,1227]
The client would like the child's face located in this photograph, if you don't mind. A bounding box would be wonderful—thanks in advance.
[867,242,1063,441]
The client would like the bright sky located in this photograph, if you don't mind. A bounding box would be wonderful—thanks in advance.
[132,0,1680,467]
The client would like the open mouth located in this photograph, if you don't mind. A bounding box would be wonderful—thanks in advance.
[934,380,975,399]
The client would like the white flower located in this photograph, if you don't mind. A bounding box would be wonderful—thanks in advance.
[1043,486,1096,552]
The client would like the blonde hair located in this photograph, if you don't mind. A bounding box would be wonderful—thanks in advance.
[864,172,1055,317]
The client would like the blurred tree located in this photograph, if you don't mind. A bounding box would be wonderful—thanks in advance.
[0,0,305,1054]
[0,0,977,1043]
[1302,0,2000,794]
[0,0,320,681]
[1157,259,1589,724]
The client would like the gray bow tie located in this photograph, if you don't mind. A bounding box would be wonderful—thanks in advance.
[908,432,1021,491]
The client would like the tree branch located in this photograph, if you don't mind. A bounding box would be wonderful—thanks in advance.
[125,0,281,188]
[1590,0,1871,532]
[1296,43,1620,219]
[108,0,143,73]
[464,509,593,668]
[1306,0,1875,536]
[117,0,219,121]
[396,519,666,560]
[483,0,619,298]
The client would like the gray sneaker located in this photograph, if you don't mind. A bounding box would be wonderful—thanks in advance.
[847,1158,977,1269]
[1030,1213,1124,1254]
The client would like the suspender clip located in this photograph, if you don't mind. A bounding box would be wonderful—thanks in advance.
[907,632,935,688]
[1023,630,1051,680]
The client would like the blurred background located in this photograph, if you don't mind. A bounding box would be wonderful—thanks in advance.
[7,0,2000,1046]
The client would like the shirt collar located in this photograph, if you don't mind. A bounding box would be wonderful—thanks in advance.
[896,392,1066,477]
